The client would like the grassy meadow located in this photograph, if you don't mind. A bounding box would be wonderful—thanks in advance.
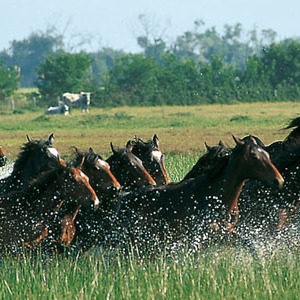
[1,102,300,299]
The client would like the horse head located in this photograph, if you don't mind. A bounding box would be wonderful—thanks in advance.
[73,147,121,200]
[232,136,284,189]
[131,134,169,185]
[107,141,156,190]
[9,133,61,189]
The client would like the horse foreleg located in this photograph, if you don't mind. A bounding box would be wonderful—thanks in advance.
[277,199,300,230]
[60,205,82,247]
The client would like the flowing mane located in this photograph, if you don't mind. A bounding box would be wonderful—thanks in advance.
[0,134,60,193]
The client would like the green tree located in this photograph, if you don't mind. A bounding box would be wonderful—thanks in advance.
[104,54,159,106]
[0,29,63,87]
[36,51,92,104]
[0,60,20,100]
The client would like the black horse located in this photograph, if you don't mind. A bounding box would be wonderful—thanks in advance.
[0,134,60,195]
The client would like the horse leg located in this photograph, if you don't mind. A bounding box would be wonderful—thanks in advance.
[60,204,82,247]
[277,200,300,230]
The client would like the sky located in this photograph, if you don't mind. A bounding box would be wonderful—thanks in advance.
[1,0,299,53]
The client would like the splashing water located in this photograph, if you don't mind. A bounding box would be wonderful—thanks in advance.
[0,160,13,180]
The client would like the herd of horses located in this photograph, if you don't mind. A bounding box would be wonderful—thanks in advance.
[1,117,300,255]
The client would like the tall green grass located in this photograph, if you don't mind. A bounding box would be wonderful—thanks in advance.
[1,247,299,300]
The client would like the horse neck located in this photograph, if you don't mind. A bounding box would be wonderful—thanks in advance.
[194,154,246,215]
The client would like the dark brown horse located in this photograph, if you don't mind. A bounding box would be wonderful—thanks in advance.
[69,147,122,250]
[0,146,7,167]
[237,124,300,233]
[0,134,60,195]
[130,134,170,185]
[106,142,156,191]
[116,137,283,245]
[183,140,230,181]
[0,159,99,252]
[72,147,121,204]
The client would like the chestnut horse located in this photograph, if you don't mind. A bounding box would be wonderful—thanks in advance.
[106,142,156,191]
[69,147,121,250]
[130,134,170,185]
[0,146,7,167]
[0,134,60,195]
[115,137,283,246]
[0,159,99,252]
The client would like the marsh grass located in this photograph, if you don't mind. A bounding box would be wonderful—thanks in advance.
[0,246,299,300]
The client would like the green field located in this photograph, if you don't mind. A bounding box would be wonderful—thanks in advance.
[0,102,299,160]
[1,102,300,299]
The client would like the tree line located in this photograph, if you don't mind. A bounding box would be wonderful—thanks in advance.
[0,20,300,107]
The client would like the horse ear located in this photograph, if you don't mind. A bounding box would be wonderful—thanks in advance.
[218,140,226,148]
[126,140,133,151]
[204,142,212,152]
[153,134,159,148]
[89,147,94,153]
[48,133,55,145]
[26,135,32,143]
[110,142,117,154]
[232,135,244,146]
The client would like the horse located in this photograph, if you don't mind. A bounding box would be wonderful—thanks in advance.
[235,116,300,232]
[0,134,60,195]
[130,134,170,185]
[0,146,7,167]
[115,136,284,248]
[106,141,156,192]
[0,158,99,252]
[69,147,122,250]
[183,140,231,181]
[237,127,300,233]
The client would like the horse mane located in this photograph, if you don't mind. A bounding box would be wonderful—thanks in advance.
[183,141,231,180]
[23,164,67,201]
[282,116,300,149]
[10,139,48,178]
[72,149,103,168]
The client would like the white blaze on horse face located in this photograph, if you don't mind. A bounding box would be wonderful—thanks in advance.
[152,150,163,163]
[48,147,59,157]
[96,158,110,169]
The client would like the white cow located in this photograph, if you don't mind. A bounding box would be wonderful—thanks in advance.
[45,104,69,115]
[62,92,91,113]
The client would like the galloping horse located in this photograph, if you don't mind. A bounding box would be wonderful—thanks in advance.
[0,146,7,167]
[0,159,99,252]
[0,134,60,195]
[183,140,230,181]
[69,147,121,250]
[106,141,156,191]
[237,121,300,232]
[116,137,283,245]
[130,134,170,185]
